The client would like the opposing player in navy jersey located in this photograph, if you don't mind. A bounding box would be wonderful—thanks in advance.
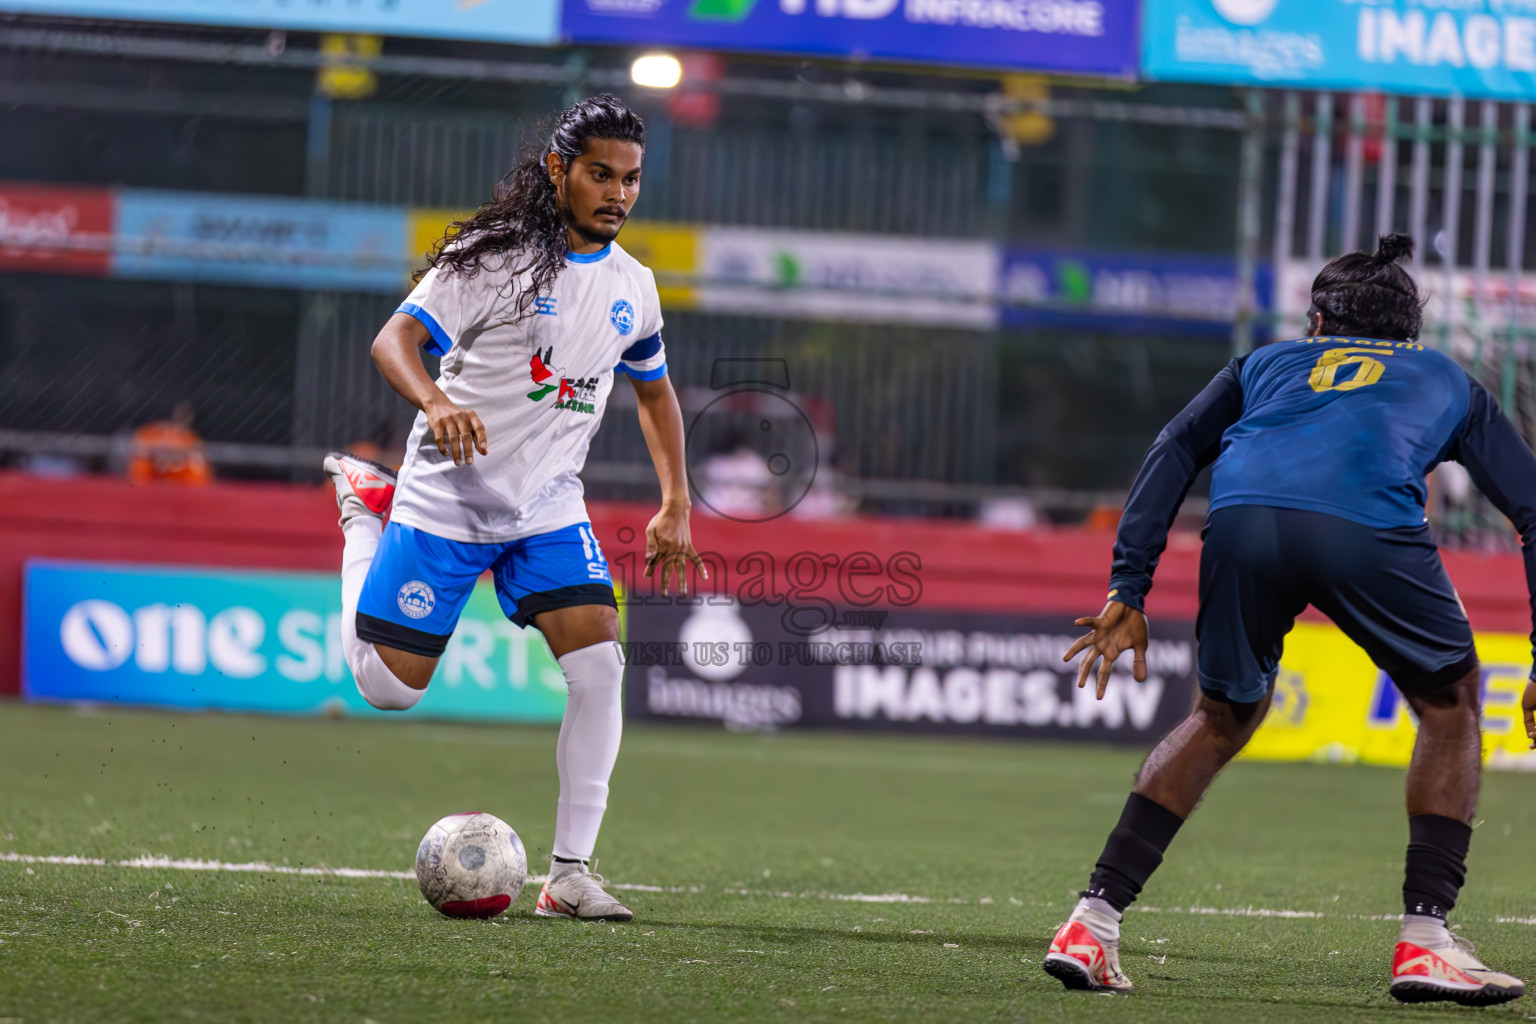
[323,96,702,922]
[1043,235,1536,1005]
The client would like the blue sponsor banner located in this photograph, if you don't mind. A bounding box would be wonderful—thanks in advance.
[1144,0,1536,100]
[23,561,569,722]
[113,189,408,293]
[1000,248,1272,335]
[0,0,558,44]
[561,0,1138,77]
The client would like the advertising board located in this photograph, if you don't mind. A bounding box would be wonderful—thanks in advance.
[113,189,408,293]
[1144,0,1536,100]
[0,184,113,277]
[1242,621,1536,770]
[1001,247,1272,336]
[23,561,569,722]
[0,0,559,44]
[697,226,1000,329]
[623,598,1198,744]
[562,0,1139,77]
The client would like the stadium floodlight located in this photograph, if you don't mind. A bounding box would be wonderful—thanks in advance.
[630,53,682,90]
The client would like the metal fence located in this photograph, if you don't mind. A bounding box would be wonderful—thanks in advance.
[1259,90,1536,547]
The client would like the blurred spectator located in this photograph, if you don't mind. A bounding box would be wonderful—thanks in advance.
[128,400,212,486]
[1085,503,1123,532]
[699,430,777,519]
[978,495,1039,530]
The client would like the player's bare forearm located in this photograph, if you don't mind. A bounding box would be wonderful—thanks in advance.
[631,373,690,509]
[370,312,487,465]
[631,373,704,594]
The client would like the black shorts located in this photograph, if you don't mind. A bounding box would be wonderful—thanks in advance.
[1196,504,1478,704]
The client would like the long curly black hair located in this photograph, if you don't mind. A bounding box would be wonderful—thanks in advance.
[416,94,646,323]
[1308,233,1426,341]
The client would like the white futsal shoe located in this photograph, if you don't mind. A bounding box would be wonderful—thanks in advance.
[1390,915,1525,1006]
[1043,897,1134,993]
[323,451,396,524]
[535,860,634,922]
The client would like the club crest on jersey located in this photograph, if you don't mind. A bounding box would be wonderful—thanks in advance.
[527,346,599,414]
[397,580,435,619]
[609,299,635,337]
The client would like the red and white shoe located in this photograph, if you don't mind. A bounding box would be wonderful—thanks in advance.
[1043,899,1134,993]
[1390,916,1524,1006]
[323,451,396,524]
[534,859,633,922]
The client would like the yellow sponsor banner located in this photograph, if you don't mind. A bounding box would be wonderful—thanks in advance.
[403,211,697,310]
[609,220,697,308]
[407,207,469,277]
[1241,621,1535,770]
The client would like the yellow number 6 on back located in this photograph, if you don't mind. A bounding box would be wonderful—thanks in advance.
[1308,347,1389,393]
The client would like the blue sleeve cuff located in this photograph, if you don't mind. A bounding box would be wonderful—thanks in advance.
[396,302,452,357]
[619,331,662,362]
[615,361,667,382]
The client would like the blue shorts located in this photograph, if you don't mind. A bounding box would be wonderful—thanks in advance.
[355,521,615,657]
[1197,505,1478,704]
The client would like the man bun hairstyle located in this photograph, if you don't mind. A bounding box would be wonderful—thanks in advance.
[416,94,646,323]
[1307,233,1425,342]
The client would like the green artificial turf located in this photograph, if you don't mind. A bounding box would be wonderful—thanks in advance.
[3,701,1536,1023]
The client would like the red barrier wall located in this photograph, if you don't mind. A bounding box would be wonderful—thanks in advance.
[0,472,1527,694]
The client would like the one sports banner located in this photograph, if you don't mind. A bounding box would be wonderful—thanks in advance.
[0,0,559,44]
[1242,621,1536,771]
[1144,0,1536,100]
[23,561,570,722]
[561,0,1139,78]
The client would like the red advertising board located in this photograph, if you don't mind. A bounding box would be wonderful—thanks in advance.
[0,184,113,276]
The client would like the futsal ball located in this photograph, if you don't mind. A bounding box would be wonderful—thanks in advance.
[415,812,527,919]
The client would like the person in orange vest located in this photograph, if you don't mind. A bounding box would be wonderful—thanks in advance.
[127,401,212,486]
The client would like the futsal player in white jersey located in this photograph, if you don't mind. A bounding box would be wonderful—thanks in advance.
[323,95,702,922]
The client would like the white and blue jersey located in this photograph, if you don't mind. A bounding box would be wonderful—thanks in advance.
[392,240,665,545]
[356,241,662,654]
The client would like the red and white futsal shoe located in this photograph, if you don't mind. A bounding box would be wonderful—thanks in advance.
[323,451,396,524]
[1390,915,1525,1006]
[1043,898,1134,993]
[535,859,633,922]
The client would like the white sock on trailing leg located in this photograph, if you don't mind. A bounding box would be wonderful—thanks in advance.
[340,516,423,711]
[552,640,625,862]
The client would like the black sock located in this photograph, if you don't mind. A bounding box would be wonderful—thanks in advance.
[1084,793,1186,914]
[552,855,584,865]
[1403,814,1472,920]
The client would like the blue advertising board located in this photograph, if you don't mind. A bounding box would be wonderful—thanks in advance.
[562,0,1139,77]
[1000,247,1272,336]
[23,561,570,722]
[113,189,408,293]
[0,0,559,44]
[1144,0,1536,100]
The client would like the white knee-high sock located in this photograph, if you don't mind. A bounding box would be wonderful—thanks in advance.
[341,517,423,712]
[553,641,625,861]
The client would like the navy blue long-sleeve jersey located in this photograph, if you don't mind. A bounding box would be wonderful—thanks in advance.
[1108,335,1536,667]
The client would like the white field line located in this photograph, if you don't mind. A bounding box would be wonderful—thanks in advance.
[2,853,1532,925]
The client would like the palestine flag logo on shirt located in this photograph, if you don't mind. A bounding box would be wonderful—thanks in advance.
[528,347,598,414]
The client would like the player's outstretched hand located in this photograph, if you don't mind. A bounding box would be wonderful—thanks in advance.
[1063,601,1149,700]
[424,398,488,466]
[1522,677,1536,750]
[644,503,707,597]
